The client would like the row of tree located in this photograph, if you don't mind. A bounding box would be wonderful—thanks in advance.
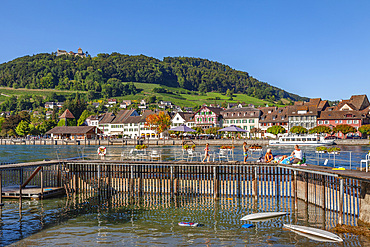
[266,124,370,138]
[0,53,307,101]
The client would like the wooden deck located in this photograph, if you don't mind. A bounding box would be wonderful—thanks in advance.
[1,186,65,199]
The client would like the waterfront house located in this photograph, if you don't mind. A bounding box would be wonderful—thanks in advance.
[108,109,139,136]
[317,95,370,138]
[259,106,289,138]
[171,112,196,128]
[287,98,329,131]
[98,112,116,136]
[221,107,260,137]
[46,126,101,140]
[194,106,223,129]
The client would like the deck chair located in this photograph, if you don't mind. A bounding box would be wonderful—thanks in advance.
[187,149,200,162]
[361,154,370,172]
[218,149,230,162]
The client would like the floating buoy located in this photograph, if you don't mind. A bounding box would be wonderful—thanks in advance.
[97,146,106,156]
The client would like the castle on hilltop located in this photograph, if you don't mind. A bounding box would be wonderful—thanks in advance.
[57,48,86,58]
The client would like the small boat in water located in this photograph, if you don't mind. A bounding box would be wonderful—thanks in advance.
[283,224,343,242]
[269,134,334,146]
[240,212,287,221]
[178,222,198,227]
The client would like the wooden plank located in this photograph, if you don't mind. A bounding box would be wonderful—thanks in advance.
[21,166,42,188]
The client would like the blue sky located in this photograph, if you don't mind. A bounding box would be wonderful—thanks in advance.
[1,0,370,101]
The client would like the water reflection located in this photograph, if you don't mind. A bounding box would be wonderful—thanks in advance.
[2,192,367,246]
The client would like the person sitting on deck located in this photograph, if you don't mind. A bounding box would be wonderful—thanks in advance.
[264,149,274,163]
[291,145,303,164]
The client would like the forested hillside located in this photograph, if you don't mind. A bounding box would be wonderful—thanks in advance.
[0,53,307,101]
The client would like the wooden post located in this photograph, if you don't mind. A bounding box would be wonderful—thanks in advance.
[339,178,344,225]
[19,168,23,212]
[293,171,297,211]
[0,171,3,206]
[40,167,44,199]
[170,166,174,197]
[322,175,326,210]
[130,165,134,197]
[213,166,219,199]
[253,167,258,201]
[305,173,309,203]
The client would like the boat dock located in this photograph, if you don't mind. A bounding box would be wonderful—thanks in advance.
[0,159,369,225]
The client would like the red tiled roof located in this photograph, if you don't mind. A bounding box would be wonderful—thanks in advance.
[59,109,75,119]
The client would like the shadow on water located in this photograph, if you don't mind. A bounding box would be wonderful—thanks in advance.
[4,192,370,246]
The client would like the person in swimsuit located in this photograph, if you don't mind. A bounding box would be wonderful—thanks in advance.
[202,143,210,163]
[264,149,273,163]
[243,142,248,163]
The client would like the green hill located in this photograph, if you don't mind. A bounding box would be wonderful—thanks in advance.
[0,52,308,103]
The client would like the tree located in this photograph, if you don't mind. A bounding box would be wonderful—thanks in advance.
[77,110,94,126]
[267,125,286,137]
[359,124,370,139]
[145,112,171,144]
[333,124,357,137]
[309,125,331,134]
[15,120,30,136]
[289,126,308,134]
[38,120,57,134]
[250,127,263,139]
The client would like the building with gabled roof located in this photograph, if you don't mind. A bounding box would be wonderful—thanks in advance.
[46,126,101,140]
[317,95,370,138]
[194,106,224,129]
[259,106,289,137]
[221,107,261,137]
[171,112,195,128]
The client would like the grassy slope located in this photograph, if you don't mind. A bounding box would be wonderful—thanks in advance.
[115,82,272,107]
[0,83,276,108]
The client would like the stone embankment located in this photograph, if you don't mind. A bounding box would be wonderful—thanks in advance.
[0,138,269,146]
[0,138,368,146]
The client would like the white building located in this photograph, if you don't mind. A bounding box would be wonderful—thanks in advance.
[221,107,261,137]
[171,112,195,128]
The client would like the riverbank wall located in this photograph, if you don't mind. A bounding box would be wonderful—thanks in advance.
[0,138,368,146]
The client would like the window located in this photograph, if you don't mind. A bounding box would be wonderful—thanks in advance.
[354,120,359,124]
[339,120,342,123]
[318,121,323,124]
[347,120,352,124]
[324,121,329,124]
[335,120,338,124]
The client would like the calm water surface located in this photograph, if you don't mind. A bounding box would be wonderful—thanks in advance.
[0,144,369,246]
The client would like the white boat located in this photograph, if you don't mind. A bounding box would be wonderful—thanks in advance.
[269,134,334,146]
[283,224,343,242]
[240,212,287,221]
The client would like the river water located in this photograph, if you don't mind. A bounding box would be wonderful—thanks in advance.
[0,144,369,246]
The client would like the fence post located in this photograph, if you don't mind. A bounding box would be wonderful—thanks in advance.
[0,171,3,206]
[253,167,258,201]
[305,173,309,203]
[170,166,174,197]
[322,175,326,210]
[293,170,297,211]
[213,166,219,199]
[339,178,344,225]
[130,165,134,197]
[41,167,44,199]
[19,168,23,212]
